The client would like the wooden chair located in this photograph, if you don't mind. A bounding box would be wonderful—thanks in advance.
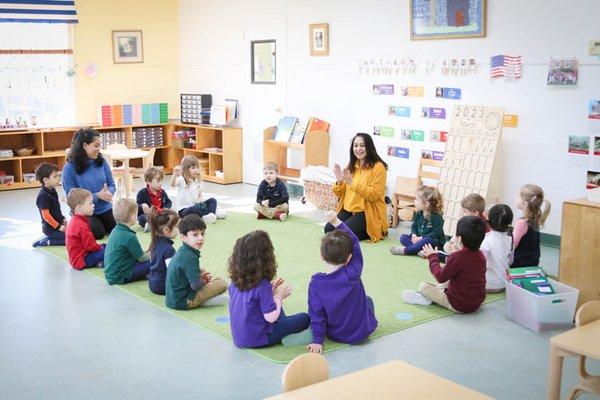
[130,147,157,180]
[282,353,329,393]
[567,300,600,400]
[391,158,443,227]
[104,144,131,198]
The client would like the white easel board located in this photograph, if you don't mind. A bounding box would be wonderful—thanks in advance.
[438,105,504,235]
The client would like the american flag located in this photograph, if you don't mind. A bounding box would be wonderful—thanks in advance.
[490,55,522,79]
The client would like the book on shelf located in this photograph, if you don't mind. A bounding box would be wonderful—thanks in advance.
[273,116,298,142]
[307,117,330,133]
[289,118,308,144]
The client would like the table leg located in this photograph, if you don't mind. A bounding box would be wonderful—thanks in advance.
[547,345,564,400]
[123,159,131,199]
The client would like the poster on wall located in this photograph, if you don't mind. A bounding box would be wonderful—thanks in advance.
[409,0,486,40]
[387,146,410,159]
[589,101,600,119]
[388,106,411,117]
[568,135,590,154]
[435,87,462,100]
[373,84,394,95]
[373,126,395,137]
[421,107,446,119]
[587,171,600,189]
[400,129,425,141]
[429,130,448,142]
[546,59,578,86]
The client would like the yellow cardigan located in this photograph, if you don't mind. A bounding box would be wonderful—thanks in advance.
[332,161,388,242]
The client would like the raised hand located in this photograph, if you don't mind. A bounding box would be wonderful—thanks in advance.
[274,281,292,300]
[342,168,353,185]
[421,243,438,258]
[333,164,344,183]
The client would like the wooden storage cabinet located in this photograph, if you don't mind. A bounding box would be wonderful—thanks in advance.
[559,198,600,307]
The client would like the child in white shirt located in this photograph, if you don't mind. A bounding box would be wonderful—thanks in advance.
[480,204,514,292]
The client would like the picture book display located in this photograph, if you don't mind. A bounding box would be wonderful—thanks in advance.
[273,116,298,142]
[437,105,504,235]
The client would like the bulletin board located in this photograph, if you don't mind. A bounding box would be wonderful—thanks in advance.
[438,104,504,235]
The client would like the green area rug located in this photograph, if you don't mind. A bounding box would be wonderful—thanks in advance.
[42,212,504,363]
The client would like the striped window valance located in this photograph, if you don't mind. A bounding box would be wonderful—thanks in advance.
[0,0,78,24]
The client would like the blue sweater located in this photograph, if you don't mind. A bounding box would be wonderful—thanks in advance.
[62,158,116,215]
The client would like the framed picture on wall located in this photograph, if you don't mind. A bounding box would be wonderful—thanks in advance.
[410,0,486,40]
[251,40,276,84]
[309,23,329,56]
[112,30,144,64]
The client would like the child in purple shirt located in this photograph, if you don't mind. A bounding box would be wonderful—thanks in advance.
[228,230,310,348]
[307,211,378,354]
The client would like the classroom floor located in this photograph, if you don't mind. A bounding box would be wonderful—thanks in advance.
[0,179,597,400]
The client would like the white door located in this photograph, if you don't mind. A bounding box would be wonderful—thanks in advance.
[242,16,286,185]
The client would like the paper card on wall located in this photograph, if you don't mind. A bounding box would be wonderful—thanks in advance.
[547,59,578,86]
[435,87,461,100]
[422,150,444,161]
[400,86,424,97]
[373,84,394,95]
[400,129,424,141]
[502,114,518,127]
[395,147,410,158]
[587,170,600,189]
[388,106,411,117]
[373,126,394,137]
[429,130,448,142]
[421,107,446,119]
[568,135,589,154]
[433,151,444,161]
[589,100,600,119]
[594,137,600,156]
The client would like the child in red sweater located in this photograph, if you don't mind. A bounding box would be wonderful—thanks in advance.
[65,188,105,270]
[402,216,486,313]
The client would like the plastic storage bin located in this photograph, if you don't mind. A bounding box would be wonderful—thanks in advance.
[506,278,579,332]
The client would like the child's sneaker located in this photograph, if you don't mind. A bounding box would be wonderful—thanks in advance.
[256,212,266,219]
[203,294,228,306]
[32,236,50,247]
[216,209,227,219]
[389,245,405,255]
[275,212,287,222]
[97,261,104,269]
[402,290,433,306]
[144,222,151,233]
[281,328,313,347]
[201,213,217,224]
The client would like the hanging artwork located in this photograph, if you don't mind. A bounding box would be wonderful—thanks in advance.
[410,0,486,40]
[547,59,578,86]
[112,30,143,64]
[309,23,329,56]
[251,40,276,84]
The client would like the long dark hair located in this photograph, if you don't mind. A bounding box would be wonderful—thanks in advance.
[147,208,179,254]
[68,128,105,174]
[228,230,277,291]
[346,133,388,174]
[488,203,514,251]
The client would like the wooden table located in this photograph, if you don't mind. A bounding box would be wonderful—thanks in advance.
[559,198,600,307]
[548,319,600,399]
[102,148,148,199]
[265,360,490,400]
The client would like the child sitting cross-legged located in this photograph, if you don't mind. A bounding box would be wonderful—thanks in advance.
[307,211,378,354]
[65,188,105,269]
[228,230,310,348]
[147,208,179,295]
[253,161,289,221]
[104,198,151,285]
[402,216,487,313]
[32,162,67,247]
[136,166,172,232]
[165,214,227,310]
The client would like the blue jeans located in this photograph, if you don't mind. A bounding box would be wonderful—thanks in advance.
[400,234,434,255]
[137,214,148,228]
[179,198,217,218]
[123,260,151,284]
[83,244,106,268]
[40,228,66,246]
[266,309,310,346]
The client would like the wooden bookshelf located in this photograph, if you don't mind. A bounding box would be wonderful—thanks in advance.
[0,121,243,190]
[263,126,329,182]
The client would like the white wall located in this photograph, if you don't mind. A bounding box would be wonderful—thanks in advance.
[179,0,600,235]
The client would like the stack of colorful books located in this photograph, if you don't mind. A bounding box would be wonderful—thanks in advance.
[98,103,169,127]
[507,267,555,295]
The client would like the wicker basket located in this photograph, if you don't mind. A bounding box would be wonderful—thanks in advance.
[16,147,34,156]
[302,180,338,211]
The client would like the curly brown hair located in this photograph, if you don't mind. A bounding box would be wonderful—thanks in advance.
[416,185,444,215]
[228,230,277,291]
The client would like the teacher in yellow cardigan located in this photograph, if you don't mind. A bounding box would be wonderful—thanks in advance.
[324,133,388,242]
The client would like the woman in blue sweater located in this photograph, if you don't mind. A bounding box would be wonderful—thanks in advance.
[62,128,116,239]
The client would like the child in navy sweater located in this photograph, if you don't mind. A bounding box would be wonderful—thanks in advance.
[147,208,179,295]
[307,211,378,354]
[33,162,67,247]
[254,162,289,221]
[136,167,172,232]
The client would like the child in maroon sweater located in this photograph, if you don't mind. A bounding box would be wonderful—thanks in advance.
[402,216,486,313]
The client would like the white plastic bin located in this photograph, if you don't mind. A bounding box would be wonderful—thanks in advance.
[506,278,579,332]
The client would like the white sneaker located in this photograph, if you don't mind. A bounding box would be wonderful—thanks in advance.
[402,290,433,306]
[216,209,227,219]
[203,294,228,306]
[144,222,151,233]
[202,213,217,224]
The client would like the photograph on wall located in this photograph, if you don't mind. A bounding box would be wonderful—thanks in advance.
[568,135,589,154]
[309,23,329,56]
[410,0,486,40]
[546,59,578,86]
[589,100,600,119]
[587,171,600,189]
[388,106,411,117]
[429,130,448,142]
[435,87,462,100]
[421,107,446,119]
[112,30,143,64]
[595,137,600,156]
[373,84,394,95]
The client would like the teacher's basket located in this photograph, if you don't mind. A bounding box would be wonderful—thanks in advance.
[300,166,338,211]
